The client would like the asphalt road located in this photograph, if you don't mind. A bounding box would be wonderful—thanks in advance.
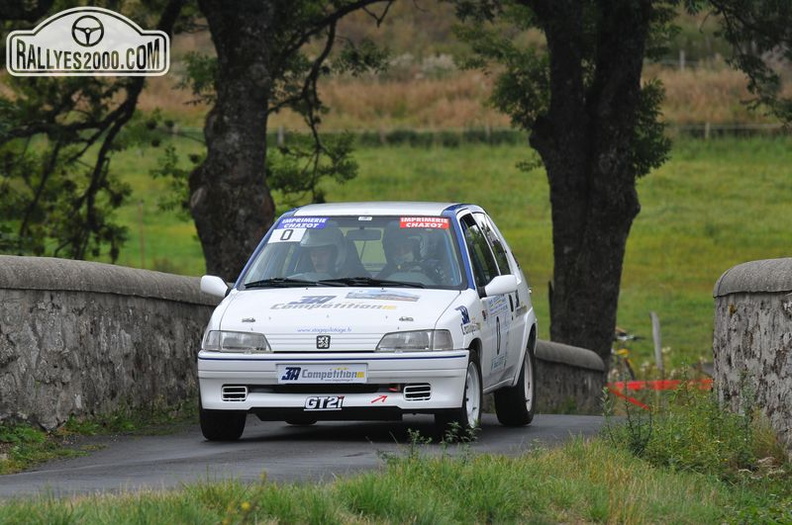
[0,413,606,500]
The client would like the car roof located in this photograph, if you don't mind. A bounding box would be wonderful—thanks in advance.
[290,202,477,217]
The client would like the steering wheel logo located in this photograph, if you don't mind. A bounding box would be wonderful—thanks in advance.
[71,15,104,47]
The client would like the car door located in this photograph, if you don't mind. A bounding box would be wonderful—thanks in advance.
[474,212,529,381]
[459,213,509,388]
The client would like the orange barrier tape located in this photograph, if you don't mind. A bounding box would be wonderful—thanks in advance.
[607,388,651,410]
[608,378,713,392]
[606,378,713,410]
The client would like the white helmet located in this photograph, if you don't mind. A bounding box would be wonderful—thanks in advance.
[300,227,347,270]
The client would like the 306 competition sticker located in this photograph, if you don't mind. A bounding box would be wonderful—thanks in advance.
[278,364,367,384]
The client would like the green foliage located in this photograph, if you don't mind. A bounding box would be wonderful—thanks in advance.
[0,2,184,262]
[150,144,201,220]
[335,38,390,77]
[0,76,136,260]
[167,2,394,234]
[632,79,673,177]
[178,52,218,106]
[145,119,360,217]
[454,0,676,179]
[0,422,81,475]
[710,0,792,123]
[604,382,792,522]
[454,2,549,132]
[605,385,790,483]
[0,400,198,474]
[268,132,359,212]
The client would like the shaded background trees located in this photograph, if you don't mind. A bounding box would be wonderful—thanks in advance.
[454,0,792,365]
[0,0,185,259]
[187,0,392,279]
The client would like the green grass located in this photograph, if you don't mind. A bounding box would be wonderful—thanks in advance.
[0,402,198,475]
[108,135,792,372]
[2,386,790,522]
[0,428,787,524]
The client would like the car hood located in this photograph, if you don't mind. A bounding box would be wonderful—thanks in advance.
[215,287,460,336]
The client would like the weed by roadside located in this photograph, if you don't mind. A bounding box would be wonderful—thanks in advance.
[0,398,198,474]
[603,381,792,523]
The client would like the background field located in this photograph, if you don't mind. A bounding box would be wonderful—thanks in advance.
[82,2,792,377]
[109,135,792,374]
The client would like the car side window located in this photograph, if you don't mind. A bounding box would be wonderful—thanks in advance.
[461,214,499,289]
[473,212,511,275]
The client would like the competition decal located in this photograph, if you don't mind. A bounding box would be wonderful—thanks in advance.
[455,305,478,334]
[273,295,398,311]
[278,364,367,384]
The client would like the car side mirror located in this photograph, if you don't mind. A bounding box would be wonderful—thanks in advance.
[201,275,230,298]
[483,274,519,297]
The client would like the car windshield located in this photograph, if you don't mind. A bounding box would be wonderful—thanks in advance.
[239,215,466,290]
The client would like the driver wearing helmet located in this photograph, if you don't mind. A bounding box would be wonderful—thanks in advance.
[300,227,347,276]
[378,227,437,282]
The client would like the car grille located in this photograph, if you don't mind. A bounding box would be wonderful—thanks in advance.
[262,384,380,394]
[221,385,248,402]
[266,334,381,352]
[403,383,431,401]
[221,383,433,401]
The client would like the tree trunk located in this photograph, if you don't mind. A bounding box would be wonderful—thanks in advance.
[190,1,277,280]
[530,0,652,369]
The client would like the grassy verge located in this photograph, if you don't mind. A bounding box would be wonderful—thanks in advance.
[1,391,789,523]
[0,401,197,475]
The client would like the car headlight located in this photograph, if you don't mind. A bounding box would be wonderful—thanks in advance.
[202,330,271,353]
[376,330,453,352]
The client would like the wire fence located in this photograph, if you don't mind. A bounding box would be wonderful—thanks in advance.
[172,122,788,149]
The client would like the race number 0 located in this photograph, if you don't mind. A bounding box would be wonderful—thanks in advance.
[280,229,294,241]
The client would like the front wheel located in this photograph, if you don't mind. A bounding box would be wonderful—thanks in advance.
[494,348,536,426]
[199,399,247,441]
[435,350,482,439]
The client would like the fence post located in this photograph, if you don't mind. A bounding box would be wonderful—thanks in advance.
[650,311,664,378]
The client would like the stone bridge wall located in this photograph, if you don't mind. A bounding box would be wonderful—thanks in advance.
[713,258,792,456]
[0,256,218,429]
[535,340,605,415]
[0,256,605,429]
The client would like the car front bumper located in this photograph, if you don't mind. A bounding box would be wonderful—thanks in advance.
[198,350,469,418]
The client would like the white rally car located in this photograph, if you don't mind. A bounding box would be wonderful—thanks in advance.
[198,202,538,440]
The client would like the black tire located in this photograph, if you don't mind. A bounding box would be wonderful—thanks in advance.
[199,400,247,441]
[494,348,536,426]
[435,350,482,439]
